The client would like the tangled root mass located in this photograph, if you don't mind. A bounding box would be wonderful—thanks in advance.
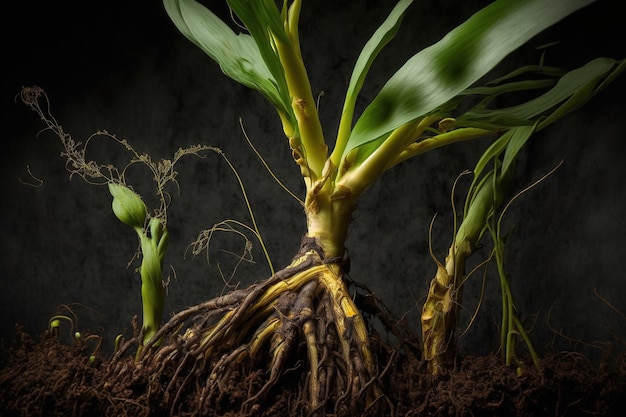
[98,237,417,416]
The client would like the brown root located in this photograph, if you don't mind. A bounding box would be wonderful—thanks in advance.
[100,237,409,416]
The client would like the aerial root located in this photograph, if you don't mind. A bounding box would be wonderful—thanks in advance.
[102,238,402,416]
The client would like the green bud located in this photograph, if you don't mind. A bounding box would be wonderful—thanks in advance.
[149,217,163,242]
[108,183,147,229]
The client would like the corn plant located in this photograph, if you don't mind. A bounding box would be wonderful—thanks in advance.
[154,0,624,413]
[421,54,624,373]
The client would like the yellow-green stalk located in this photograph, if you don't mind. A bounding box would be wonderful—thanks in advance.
[273,0,326,182]
[421,168,509,374]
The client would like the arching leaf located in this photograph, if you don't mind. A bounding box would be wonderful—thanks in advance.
[332,0,414,163]
[457,58,623,130]
[225,0,291,110]
[163,0,291,116]
[347,0,596,158]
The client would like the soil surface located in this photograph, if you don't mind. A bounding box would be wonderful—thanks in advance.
[1,324,625,417]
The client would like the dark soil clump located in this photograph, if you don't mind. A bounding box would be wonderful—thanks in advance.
[2,325,625,417]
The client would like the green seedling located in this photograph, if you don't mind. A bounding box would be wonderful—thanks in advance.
[73,332,103,363]
[48,314,74,338]
[20,86,217,358]
[47,311,102,363]
[114,334,124,354]
[108,182,168,355]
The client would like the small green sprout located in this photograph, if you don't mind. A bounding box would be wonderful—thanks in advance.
[108,182,167,353]
[114,334,124,354]
[47,312,101,363]
[21,85,216,359]
[48,315,73,337]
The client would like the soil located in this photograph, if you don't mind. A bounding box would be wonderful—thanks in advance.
[1,323,625,417]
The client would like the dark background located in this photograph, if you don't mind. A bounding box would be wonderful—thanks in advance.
[2,0,625,358]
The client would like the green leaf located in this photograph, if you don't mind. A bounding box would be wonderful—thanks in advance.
[482,64,565,86]
[536,58,626,130]
[226,0,287,44]
[225,0,291,108]
[500,125,535,178]
[347,0,596,157]
[472,130,512,179]
[458,58,622,130]
[460,79,557,101]
[163,0,291,116]
[334,0,414,160]
[462,57,623,246]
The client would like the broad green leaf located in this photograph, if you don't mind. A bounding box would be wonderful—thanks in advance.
[469,59,622,202]
[163,0,291,116]
[464,58,623,239]
[438,65,565,125]
[334,0,414,161]
[347,0,596,157]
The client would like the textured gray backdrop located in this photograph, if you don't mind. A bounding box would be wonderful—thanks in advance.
[2,0,625,359]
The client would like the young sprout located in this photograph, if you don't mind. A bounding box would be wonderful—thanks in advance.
[47,311,101,363]
[48,315,74,337]
[20,86,216,358]
[108,182,168,354]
